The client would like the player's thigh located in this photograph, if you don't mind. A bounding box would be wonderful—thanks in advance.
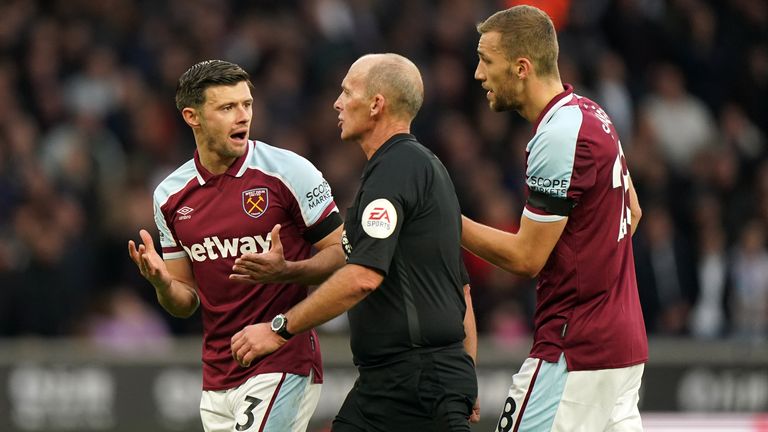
[551,364,642,432]
[605,364,644,432]
[494,355,568,432]
[230,372,321,432]
[200,389,233,432]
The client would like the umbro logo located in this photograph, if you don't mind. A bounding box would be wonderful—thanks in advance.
[177,206,194,220]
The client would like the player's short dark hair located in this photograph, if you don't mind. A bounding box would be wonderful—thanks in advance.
[175,60,254,111]
[477,5,560,78]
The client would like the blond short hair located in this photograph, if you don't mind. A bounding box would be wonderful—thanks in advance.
[477,5,560,78]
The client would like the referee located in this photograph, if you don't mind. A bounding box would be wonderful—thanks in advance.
[230,53,479,431]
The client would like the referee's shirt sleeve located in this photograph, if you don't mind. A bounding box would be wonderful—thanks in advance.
[346,161,415,275]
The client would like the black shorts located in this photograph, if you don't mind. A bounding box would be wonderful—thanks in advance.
[332,345,477,432]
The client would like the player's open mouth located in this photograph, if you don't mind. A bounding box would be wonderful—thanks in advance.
[230,131,247,142]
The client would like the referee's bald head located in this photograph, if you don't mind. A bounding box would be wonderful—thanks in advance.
[352,53,424,121]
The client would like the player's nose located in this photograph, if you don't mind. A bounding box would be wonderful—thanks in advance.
[474,64,485,81]
[236,104,251,123]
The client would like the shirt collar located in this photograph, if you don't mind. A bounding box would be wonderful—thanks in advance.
[362,133,414,179]
[370,133,413,162]
[533,84,575,134]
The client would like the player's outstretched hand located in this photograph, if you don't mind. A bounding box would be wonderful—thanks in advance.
[231,323,287,367]
[230,224,287,283]
[128,229,172,290]
[469,397,480,423]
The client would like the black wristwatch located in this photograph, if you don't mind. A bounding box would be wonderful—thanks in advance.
[270,313,293,340]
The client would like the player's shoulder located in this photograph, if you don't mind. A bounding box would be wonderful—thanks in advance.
[529,105,582,163]
[248,140,321,179]
[153,159,198,205]
[538,103,584,140]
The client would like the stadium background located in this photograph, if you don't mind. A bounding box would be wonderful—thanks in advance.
[0,0,766,430]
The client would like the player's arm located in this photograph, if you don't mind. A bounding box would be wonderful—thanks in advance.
[230,220,345,285]
[128,229,199,318]
[464,282,480,423]
[628,175,642,236]
[464,282,481,423]
[284,263,382,333]
[157,258,199,318]
[283,224,345,284]
[462,284,477,364]
[462,215,567,278]
[231,263,382,366]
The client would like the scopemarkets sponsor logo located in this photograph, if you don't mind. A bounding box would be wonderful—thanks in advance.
[527,176,569,198]
[181,235,271,262]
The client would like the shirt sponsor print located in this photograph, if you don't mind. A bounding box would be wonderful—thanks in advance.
[361,198,397,239]
[527,176,569,197]
[306,180,333,210]
[341,229,352,259]
[182,234,271,262]
[176,206,194,221]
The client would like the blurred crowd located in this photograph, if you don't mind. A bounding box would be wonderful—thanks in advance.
[0,0,766,350]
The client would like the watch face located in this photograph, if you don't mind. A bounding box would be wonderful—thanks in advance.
[271,315,285,332]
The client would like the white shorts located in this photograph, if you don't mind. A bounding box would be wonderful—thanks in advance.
[495,355,644,432]
[200,372,321,432]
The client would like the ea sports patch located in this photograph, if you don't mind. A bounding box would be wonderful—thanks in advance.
[243,188,268,218]
[361,199,397,239]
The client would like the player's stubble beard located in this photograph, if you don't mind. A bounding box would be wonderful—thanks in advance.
[489,81,522,113]
[202,129,246,161]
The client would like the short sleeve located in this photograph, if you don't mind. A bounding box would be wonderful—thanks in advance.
[153,192,187,260]
[291,166,341,244]
[346,161,418,274]
[254,144,341,243]
[523,120,595,222]
[277,154,339,230]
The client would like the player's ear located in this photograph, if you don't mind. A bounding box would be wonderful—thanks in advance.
[182,107,201,128]
[370,94,385,117]
[515,57,533,79]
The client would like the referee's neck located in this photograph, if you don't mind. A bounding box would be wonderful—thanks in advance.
[360,123,411,160]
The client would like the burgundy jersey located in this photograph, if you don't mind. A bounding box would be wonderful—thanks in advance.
[153,140,340,390]
[522,85,648,370]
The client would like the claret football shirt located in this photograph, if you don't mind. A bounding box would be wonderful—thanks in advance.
[153,140,341,390]
[523,85,648,371]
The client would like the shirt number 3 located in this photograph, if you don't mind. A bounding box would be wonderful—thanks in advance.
[236,395,263,431]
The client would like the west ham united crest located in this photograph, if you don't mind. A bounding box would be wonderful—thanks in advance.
[242,188,268,218]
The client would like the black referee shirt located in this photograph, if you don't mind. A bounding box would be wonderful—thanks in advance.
[342,133,468,367]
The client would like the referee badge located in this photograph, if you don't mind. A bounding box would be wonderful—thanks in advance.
[242,188,269,218]
[361,198,397,239]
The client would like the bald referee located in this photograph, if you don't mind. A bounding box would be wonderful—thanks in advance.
[230,53,480,431]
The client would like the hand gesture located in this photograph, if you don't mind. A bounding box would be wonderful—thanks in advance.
[469,397,480,423]
[128,229,172,290]
[231,323,287,367]
[230,224,287,283]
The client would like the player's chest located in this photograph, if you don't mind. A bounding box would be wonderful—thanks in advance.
[170,177,290,253]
